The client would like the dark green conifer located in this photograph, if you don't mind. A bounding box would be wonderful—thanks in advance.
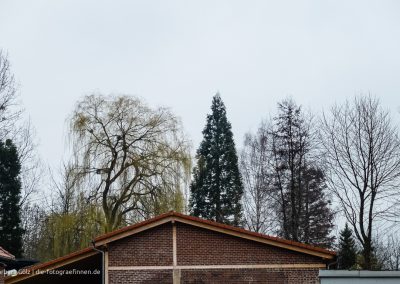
[0,139,24,257]
[190,94,243,226]
[338,223,357,269]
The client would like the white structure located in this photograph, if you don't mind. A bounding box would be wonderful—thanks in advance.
[320,270,400,284]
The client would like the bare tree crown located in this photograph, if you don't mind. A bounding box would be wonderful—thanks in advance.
[321,95,400,269]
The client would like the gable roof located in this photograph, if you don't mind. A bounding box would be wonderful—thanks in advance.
[6,211,336,283]
[0,247,15,260]
[94,211,336,259]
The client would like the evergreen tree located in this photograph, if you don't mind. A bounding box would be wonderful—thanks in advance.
[271,99,335,247]
[299,167,335,248]
[190,94,243,226]
[337,223,357,269]
[0,139,24,257]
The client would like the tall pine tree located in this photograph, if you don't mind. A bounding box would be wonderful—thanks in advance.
[0,139,24,257]
[338,223,357,269]
[190,94,243,226]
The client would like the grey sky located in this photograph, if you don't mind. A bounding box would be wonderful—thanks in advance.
[1,0,400,172]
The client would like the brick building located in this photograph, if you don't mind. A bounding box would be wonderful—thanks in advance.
[6,211,336,284]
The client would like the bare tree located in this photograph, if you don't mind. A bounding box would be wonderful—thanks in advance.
[0,50,42,204]
[49,163,86,215]
[240,99,335,247]
[321,95,400,269]
[0,50,21,139]
[18,121,42,205]
[20,203,46,259]
[240,121,275,233]
[0,50,43,258]
[383,235,400,270]
[371,233,400,270]
[69,94,191,232]
[270,99,335,248]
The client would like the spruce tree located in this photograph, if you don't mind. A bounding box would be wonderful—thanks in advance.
[300,166,335,248]
[190,94,243,226]
[338,223,357,269]
[0,139,24,257]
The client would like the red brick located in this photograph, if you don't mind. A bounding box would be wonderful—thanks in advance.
[181,268,319,284]
[109,270,172,284]
[108,223,172,267]
[107,222,326,284]
[176,223,322,265]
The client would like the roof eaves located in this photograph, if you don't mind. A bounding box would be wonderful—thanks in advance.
[5,248,98,283]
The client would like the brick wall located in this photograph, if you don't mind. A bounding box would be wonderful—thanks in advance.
[109,270,172,284]
[176,223,322,265]
[108,223,173,266]
[107,221,326,284]
[180,268,319,284]
[109,268,319,284]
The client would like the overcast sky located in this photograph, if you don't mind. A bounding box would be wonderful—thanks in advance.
[1,0,400,172]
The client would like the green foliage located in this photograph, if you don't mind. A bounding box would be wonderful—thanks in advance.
[190,94,243,226]
[338,223,357,269]
[36,196,105,261]
[0,139,24,257]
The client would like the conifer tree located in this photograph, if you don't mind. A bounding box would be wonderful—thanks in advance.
[338,223,357,269]
[190,94,243,226]
[0,139,24,257]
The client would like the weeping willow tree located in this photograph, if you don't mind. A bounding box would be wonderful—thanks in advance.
[68,94,191,232]
[36,196,105,261]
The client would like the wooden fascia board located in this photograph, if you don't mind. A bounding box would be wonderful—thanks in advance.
[6,250,98,284]
[94,216,174,246]
[172,216,334,260]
